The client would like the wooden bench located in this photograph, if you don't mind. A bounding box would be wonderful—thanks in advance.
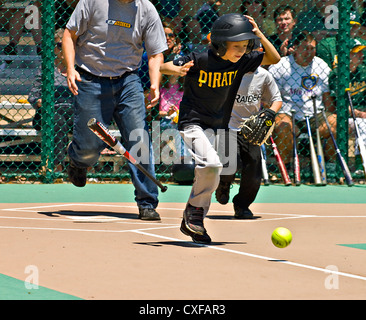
[0,54,40,61]
[0,126,126,172]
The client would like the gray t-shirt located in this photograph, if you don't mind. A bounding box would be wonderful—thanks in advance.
[229,66,282,131]
[66,0,168,77]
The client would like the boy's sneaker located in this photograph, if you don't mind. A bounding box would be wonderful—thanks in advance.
[180,219,211,244]
[183,204,205,235]
[215,181,231,205]
[67,162,87,187]
[234,205,254,219]
[138,208,161,221]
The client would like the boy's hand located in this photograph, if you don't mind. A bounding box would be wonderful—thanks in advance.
[244,15,261,36]
[178,60,194,76]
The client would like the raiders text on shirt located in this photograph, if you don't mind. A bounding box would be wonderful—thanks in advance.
[235,93,262,104]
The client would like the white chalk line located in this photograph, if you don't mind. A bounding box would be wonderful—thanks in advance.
[1,203,366,282]
[0,204,313,225]
[1,221,365,281]
[0,224,178,233]
[132,229,366,282]
[1,204,366,226]
[3,203,366,218]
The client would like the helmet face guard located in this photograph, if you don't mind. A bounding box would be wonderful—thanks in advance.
[210,13,259,57]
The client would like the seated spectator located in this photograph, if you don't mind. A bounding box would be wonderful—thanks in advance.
[159,24,185,162]
[159,74,183,126]
[162,21,183,61]
[294,0,338,42]
[268,5,297,57]
[1,1,42,57]
[268,32,337,173]
[317,11,364,69]
[159,73,184,162]
[329,38,366,175]
[177,14,207,54]
[55,0,78,29]
[141,22,184,120]
[240,0,275,36]
[28,28,73,174]
[195,0,222,41]
[152,0,181,30]
[354,0,366,40]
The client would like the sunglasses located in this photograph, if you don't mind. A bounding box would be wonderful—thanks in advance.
[56,42,62,49]
[165,33,175,38]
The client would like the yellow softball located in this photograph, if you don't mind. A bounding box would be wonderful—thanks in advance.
[271,227,292,248]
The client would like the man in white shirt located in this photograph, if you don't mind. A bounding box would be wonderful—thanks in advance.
[268,32,337,169]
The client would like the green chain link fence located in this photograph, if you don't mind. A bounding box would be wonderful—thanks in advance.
[0,0,365,185]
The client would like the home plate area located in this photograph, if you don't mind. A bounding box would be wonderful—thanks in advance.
[1,202,366,300]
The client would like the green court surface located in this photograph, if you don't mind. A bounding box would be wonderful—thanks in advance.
[1,183,365,300]
[0,183,365,204]
[0,274,82,300]
[338,244,366,250]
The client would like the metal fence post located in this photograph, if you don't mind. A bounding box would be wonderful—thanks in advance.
[41,0,55,183]
[336,0,350,174]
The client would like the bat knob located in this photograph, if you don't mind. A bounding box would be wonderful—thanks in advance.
[87,118,97,127]
[161,186,168,193]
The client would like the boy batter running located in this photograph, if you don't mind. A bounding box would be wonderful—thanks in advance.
[160,14,280,244]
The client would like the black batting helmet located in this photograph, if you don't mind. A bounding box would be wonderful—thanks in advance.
[210,13,259,56]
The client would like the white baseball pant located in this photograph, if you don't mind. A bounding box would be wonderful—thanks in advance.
[180,125,223,215]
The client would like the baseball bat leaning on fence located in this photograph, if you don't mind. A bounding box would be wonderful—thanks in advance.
[320,108,354,186]
[346,88,366,180]
[269,136,291,185]
[311,95,327,185]
[260,144,270,185]
[290,109,301,186]
[305,115,322,186]
[87,118,168,192]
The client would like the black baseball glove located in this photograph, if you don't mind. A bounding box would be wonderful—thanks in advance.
[240,109,276,146]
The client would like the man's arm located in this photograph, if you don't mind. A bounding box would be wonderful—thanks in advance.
[62,28,81,96]
[147,52,164,109]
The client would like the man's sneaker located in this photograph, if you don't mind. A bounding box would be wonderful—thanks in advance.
[138,208,161,221]
[180,219,211,244]
[355,169,365,176]
[67,162,87,187]
[215,181,231,205]
[183,204,205,235]
[354,155,365,176]
[234,205,254,219]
